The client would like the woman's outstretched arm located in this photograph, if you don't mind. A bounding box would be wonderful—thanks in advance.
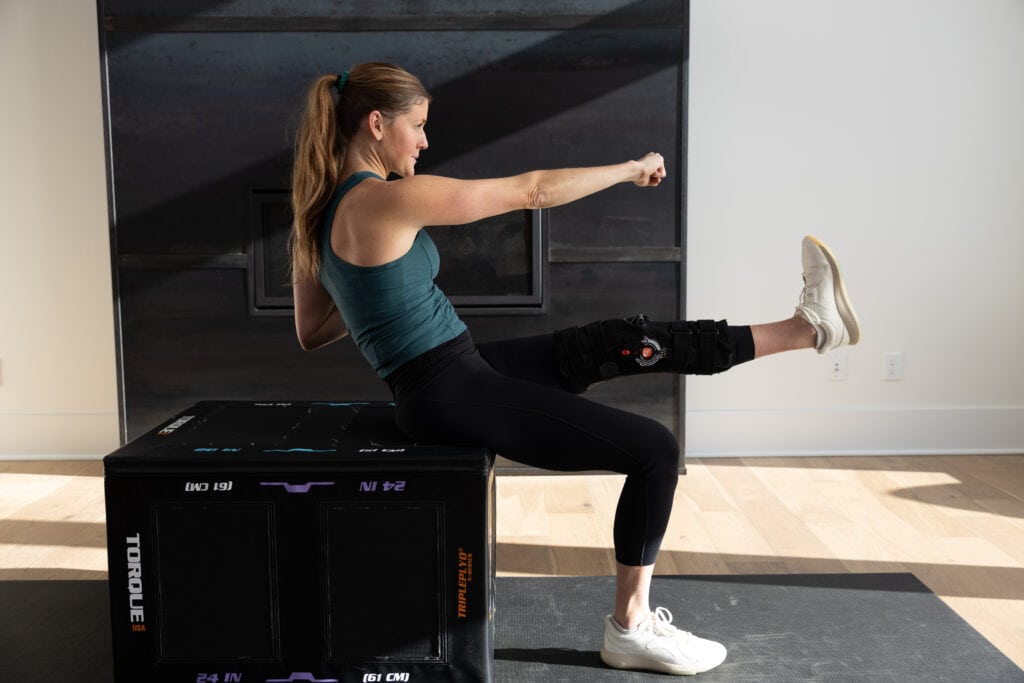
[364,153,666,231]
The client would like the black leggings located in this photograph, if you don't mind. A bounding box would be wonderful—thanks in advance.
[387,324,753,566]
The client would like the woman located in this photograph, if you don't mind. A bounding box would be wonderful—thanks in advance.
[289,62,860,677]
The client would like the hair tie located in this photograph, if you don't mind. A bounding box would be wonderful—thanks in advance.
[335,70,349,94]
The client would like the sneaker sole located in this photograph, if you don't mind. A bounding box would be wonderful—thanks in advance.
[805,234,861,345]
[600,648,723,676]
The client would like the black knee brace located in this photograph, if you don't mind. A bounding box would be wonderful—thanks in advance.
[552,314,737,393]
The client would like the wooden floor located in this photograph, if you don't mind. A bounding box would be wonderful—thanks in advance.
[2,455,1022,669]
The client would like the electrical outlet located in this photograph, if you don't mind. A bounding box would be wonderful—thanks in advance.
[884,352,904,381]
[826,350,848,381]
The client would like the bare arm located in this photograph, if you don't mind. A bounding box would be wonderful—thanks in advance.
[520,153,666,210]
[293,271,348,351]
[375,153,666,229]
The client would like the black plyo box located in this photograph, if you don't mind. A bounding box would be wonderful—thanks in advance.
[103,400,495,683]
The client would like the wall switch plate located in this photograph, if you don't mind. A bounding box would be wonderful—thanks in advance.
[826,350,849,381]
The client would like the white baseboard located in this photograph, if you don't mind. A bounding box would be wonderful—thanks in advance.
[685,405,1024,458]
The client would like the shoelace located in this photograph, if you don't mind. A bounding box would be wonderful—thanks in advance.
[800,269,826,303]
[649,606,693,642]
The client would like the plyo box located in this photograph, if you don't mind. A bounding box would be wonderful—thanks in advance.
[104,400,495,683]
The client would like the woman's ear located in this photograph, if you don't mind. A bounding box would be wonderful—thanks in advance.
[367,110,385,141]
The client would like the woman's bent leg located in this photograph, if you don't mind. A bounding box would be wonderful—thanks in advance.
[394,354,679,567]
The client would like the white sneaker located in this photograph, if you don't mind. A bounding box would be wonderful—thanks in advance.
[600,607,727,676]
[795,235,862,354]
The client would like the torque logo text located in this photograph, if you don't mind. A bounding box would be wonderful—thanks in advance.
[157,414,194,435]
[126,533,144,627]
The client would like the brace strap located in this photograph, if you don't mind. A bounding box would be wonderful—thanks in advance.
[695,319,720,374]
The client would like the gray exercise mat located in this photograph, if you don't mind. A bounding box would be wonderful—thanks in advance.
[494,573,1023,682]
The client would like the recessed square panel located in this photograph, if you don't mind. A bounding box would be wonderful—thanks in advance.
[153,503,279,662]
[324,503,444,662]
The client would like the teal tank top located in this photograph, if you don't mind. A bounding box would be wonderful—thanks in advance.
[317,171,468,377]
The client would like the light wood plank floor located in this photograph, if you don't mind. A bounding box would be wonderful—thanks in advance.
[2,455,1022,669]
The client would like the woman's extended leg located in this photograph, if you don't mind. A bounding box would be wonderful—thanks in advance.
[541,234,861,394]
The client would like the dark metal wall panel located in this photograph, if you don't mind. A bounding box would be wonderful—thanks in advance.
[101,0,690,467]
[106,28,682,253]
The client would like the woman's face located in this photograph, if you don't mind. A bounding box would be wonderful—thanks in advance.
[383,99,429,177]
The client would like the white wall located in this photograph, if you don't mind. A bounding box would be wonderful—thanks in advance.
[0,0,120,457]
[686,0,1024,455]
[2,1,1021,458]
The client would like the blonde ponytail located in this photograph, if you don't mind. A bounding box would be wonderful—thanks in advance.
[289,74,343,282]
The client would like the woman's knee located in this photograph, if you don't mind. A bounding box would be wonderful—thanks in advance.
[630,418,681,480]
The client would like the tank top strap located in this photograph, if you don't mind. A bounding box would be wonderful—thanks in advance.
[321,171,385,252]
[336,171,384,198]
